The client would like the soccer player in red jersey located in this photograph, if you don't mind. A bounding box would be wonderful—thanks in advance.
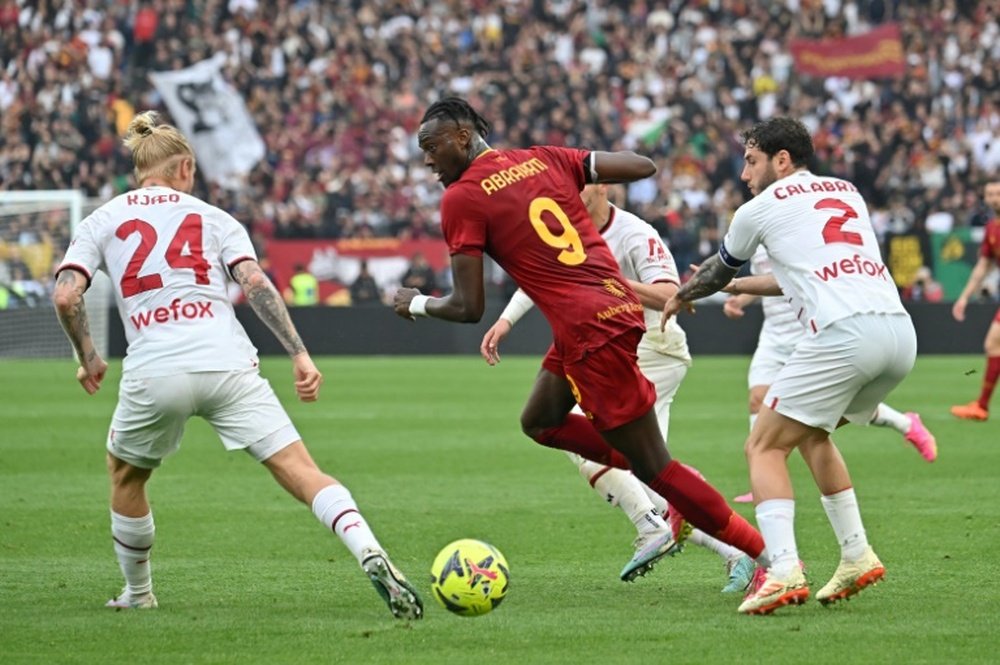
[392,97,765,569]
[951,179,1000,421]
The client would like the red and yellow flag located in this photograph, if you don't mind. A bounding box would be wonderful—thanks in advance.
[790,24,905,80]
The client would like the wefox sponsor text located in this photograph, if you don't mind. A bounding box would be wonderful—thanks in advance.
[130,298,214,330]
[813,254,888,282]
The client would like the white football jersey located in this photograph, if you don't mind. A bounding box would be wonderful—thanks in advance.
[602,205,690,363]
[750,246,805,349]
[59,186,259,376]
[722,171,906,332]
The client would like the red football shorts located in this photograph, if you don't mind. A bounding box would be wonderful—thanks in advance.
[994,306,1000,324]
[542,328,655,431]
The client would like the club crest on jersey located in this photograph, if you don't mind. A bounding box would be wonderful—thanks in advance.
[602,278,627,298]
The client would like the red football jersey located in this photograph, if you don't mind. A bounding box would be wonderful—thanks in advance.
[440,145,645,362]
[980,219,1000,267]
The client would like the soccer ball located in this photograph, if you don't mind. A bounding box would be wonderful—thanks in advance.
[429,539,510,617]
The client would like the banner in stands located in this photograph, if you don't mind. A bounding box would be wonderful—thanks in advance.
[265,238,450,303]
[885,230,933,288]
[931,228,979,299]
[149,54,265,188]
[790,24,905,79]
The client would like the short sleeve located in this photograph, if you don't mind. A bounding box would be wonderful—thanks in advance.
[532,146,590,190]
[57,213,104,284]
[720,204,761,268]
[440,186,486,257]
[218,211,257,273]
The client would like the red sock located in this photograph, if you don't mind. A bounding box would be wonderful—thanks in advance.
[648,460,764,559]
[978,356,1000,411]
[716,512,765,560]
[533,414,631,469]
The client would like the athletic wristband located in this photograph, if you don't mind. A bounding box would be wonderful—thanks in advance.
[499,289,534,326]
[409,294,430,317]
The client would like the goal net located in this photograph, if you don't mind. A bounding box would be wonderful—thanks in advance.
[0,190,112,358]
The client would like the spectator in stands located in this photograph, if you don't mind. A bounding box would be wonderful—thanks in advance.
[1,0,997,303]
[399,252,438,296]
[9,265,46,307]
[283,263,319,306]
[902,266,944,302]
[350,260,382,306]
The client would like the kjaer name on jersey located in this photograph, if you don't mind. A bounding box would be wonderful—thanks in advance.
[125,192,182,206]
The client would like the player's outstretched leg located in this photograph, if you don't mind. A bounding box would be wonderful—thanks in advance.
[311,483,423,620]
[265,442,423,619]
[566,453,682,581]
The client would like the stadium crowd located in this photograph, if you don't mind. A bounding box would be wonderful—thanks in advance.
[0,0,998,305]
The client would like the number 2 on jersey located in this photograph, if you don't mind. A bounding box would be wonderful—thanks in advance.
[816,198,864,246]
[528,197,587,266]
[116,213,210,297]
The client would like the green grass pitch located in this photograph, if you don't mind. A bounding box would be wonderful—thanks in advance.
[1,355,998,664]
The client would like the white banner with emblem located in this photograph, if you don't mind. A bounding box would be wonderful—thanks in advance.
[149,54,264,189]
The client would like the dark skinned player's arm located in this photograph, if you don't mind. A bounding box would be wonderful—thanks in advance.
[425,253,484,322]
[409,253,485,323]
[591,151,657,183]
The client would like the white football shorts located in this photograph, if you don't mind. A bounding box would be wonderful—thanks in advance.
[637,345,689,441]
[106,369,300,468]
[763,313,916,432]
[748,337,796,388]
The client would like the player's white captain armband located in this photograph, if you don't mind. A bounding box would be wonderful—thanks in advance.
[409,294,430,317]
[499,289,535,326]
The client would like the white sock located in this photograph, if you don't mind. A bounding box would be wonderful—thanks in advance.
[689,528,744,562]
[870,403,910,434]
[638,482,669,515]
[111,511,154,597]
[311,484,382,565]
[749,413,758,431]
[755,499,798,577]
[820,488,869,561]
[571,453,665,537]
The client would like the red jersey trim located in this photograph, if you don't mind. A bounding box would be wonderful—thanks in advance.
[227,255,255,277]
[55,263,93,288]
[651,278,680,286]
[599,205,617,235]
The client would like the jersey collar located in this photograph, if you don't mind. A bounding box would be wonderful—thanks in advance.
[599,204,617,235]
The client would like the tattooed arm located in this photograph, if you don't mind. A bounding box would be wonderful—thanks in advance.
[723,273,783,296]
[231,260,322,401]
[660,254,739,330]
[53,268,108,394]
[676,254,740,301]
